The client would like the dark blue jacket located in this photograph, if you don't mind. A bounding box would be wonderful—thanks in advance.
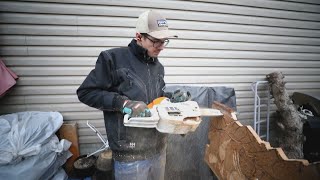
[77,39,167,161]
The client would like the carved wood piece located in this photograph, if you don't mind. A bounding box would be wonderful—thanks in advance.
[204,102,320,180]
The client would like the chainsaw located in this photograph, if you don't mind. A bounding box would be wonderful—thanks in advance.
[123,97,223,134]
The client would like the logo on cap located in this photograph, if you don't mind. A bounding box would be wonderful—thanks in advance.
[157,19,168,27]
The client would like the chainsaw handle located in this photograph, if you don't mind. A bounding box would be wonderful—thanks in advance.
[123,114,130,124]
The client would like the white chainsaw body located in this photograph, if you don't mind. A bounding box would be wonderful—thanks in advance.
[123,101,223,134]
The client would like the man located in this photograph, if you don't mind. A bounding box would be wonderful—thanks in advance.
[77,10,190,179]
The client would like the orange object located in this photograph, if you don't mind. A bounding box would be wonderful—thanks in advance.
[148,97,168,108]
[57,123,80,176]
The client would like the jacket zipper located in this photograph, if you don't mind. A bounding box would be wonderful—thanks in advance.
[117,113,121,140]
[155,74,162,97]
[147,63,152,104]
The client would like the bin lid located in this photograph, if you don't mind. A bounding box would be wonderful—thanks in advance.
[292,92,320,116]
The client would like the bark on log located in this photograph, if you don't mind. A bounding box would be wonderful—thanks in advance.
[266,71,304,159]
[204,102,320,180]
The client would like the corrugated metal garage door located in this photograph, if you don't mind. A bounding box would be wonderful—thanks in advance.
[1,0,320,154]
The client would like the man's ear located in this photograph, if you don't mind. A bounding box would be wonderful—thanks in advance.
[136,32,142,41]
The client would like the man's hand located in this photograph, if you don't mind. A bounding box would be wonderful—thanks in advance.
[170,89,192,103]
[122,100,151,117]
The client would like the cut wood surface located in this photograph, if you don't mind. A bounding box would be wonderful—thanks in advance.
[204,102,320,180]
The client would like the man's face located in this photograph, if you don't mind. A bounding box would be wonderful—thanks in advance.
[136,33,169,58]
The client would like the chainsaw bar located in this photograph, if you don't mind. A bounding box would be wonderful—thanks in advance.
[199,108,223,117]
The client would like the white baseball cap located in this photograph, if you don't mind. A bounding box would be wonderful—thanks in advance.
[136,10,178,39]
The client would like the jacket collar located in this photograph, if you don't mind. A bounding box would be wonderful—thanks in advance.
[128,39,157,63]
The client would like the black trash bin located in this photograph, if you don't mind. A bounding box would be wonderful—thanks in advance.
[292,92,320,163]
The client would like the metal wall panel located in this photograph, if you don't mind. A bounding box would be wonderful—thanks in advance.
[0,0,319,155]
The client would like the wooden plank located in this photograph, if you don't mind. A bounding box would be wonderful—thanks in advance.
[57,123,80,176]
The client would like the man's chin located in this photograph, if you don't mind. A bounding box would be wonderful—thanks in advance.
[151,52,160,58]
[149,54,159,58]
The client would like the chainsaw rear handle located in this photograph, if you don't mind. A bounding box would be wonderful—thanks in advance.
[123,114,130,124]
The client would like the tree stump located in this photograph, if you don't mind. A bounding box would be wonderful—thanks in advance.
[266,71,304,159]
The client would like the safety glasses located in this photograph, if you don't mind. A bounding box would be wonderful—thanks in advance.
[143,34,169,47]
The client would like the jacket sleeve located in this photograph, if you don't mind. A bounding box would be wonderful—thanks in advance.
[77,51,128,111]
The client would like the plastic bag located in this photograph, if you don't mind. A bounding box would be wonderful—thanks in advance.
[0,111,71,180]
[0,111,63,165]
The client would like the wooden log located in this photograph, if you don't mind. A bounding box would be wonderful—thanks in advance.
[266,71,304,159]
[204,102,320,180]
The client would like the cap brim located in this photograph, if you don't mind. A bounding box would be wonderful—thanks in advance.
[148,30,178,39]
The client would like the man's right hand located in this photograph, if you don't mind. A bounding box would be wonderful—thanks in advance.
[122,100,151,117]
